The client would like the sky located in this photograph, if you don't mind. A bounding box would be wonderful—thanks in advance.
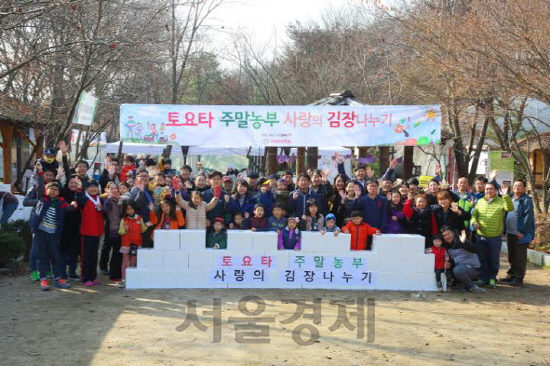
[207,0,355,67]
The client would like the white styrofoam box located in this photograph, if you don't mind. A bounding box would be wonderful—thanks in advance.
[142,270,179,288]
[399,234,426,255]
[301,231,352,253]
[227,231,254,251]
[251,231,278,252]
[163,251,189,270]
[125,268,148,289]
[180,229,207,252]
[137,249,164,270]
[398,253,435,272]
[262,250,291,269]
[188,251,214,269]
[177,269,228,289]
[402,272,438,291]
[371,234,402,257]
[372,272,401,291]
[153,230,181,251]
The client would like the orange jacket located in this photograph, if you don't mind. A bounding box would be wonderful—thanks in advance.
[149,209,185,231]
[118,215,147,247]
[342,221,378,250]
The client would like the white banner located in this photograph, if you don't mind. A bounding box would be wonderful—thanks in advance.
[73,90,98,126]
[119,104,441,147]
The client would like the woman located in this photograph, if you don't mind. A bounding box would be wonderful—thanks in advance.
[432,191,471,233]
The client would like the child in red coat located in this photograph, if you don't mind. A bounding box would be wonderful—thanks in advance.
[426,234,449,290]
[118,201,148,288]
[342,211,380,250]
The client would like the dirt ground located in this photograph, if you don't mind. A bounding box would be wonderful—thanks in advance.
[1,255,549,366]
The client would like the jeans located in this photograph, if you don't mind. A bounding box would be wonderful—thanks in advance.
[1,201,18,224]
[35,230,61,280]
[453,264,480,287]
[477,235,502,282]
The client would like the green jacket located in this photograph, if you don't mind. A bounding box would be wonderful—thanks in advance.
[206,231,227,249]
[458,198,473,230]
[471,195,514,238]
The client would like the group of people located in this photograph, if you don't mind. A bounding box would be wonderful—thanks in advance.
[23,143,535,293]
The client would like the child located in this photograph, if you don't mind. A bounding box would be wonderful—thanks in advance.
[268,203,287,233]
[118,201,148,288]
[250,203,268,231]
[404,193,437,249]
[120,155,136,183]
[176,190,219,229]
[119,181,132,202]
[30,181,73,291]
[151,172,170,209]
[384,190,406,234]
[103,183,124,282]
[426,234,449,290]
[320,213,340,236]
[206,217,227,249]
[150,198,185,231]
[278,216,301,251]
[301,198,324,231]
[229,212,250,230]
[59,175,82,281]
[273,178,290,213]
[75,180,105,286]
[342,211,379,251]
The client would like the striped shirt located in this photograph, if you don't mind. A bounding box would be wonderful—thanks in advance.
[38,205,58,233]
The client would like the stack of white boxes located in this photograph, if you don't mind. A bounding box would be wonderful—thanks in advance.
[126,230,437,291]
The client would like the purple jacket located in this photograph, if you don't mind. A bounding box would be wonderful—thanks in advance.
[384,208,406,234]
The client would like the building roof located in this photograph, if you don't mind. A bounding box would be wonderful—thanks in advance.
[308,90,365,106]
[517,131,550,151]
[0,93,44,127]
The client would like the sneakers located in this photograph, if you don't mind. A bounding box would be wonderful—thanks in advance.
[510,279,524,287]
[100,268,109,275]
[92,280,102,286]
[117,280,126,288]
[476,280,489,287]
[40,280,49,291]
[53,279,71,289]
[46,271,54,279]
[489,279,496,289]
[83,281,95,287]
[30,270,39,281]
[436,281,443,289]
[500,275,515,283]
[69,274,80,281]
[465,285,487,293]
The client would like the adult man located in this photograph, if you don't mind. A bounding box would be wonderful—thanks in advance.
[179,165,194,190]
[287,173,320,218]
[355,179,387,232]
[471,182,514,288]
[310,169,333,216]
[247,172,260,195]
[502,179,535,287]
[99,156,121,192]
[59,141,90,189]
[283,170,295,192]
[202,171,228,225]
[441,226,485,293]
[351,165,368,196]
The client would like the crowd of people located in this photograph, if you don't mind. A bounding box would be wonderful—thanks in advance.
[22,142,535,292]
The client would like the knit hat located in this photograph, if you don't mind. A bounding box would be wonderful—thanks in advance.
[325,213,336,222]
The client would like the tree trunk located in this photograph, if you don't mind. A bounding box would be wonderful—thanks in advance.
[306,147,318,171]
[403,146,414,179]
[297,147,306,175]
[468,98,492,182]
[379,146,390,175]
[266,147,277,175]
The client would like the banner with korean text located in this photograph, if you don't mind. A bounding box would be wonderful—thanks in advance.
[119,104,441,147]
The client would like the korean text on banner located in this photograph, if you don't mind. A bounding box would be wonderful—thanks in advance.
[73,91,98,126]
[119,104,442,148]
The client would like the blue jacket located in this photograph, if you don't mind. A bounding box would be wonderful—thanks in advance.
[505,193,535,238]
[268,216,287,232]
[202,188,229,224]
[355,194,387,230]
[30,196,70,239]
[226,194,257,217]
[287,189,320,218]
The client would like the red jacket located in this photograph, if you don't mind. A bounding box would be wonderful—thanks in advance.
[431,246,447,269]
[119,215,146,247]
[342,221,378,250]
[77,193,105,237]
[120,165,136,183]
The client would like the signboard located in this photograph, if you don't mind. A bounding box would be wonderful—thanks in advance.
[418,175,433,188]
[119,104,442,147]
[489,150,514,186]
[73,90,98,126]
